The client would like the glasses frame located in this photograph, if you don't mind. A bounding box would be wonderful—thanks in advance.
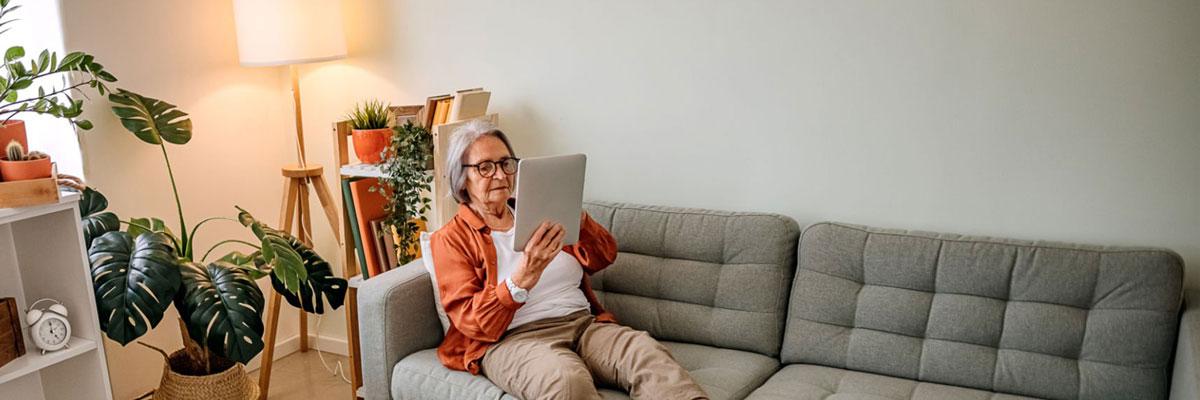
[462,157,520,178]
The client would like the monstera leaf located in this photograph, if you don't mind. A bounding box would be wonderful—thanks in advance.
[79,188,119,247]
[235,207,306,293]
[269,235,348,314]
[218,250,269,280]
[175,261,265,364]
[127,216,173,240]
[108,89,192,145]
[88,231,181,345]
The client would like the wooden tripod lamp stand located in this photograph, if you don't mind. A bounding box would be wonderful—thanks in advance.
[232,0,348,398]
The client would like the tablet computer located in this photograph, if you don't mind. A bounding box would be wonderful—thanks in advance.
[512,153,586,250]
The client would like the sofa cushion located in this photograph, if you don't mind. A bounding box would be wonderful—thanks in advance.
[390,341,777,400]
[745,364,1039,400]
[783,222,1184,400]
[390,349,514,400]
[663,341,779,400]
[584,201,801,358]
[419,232,451,333]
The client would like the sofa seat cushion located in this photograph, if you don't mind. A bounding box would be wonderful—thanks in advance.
[390,349,516,400]
[746,364,1040,400]
[662,341,779,400]
[390,341,777,400]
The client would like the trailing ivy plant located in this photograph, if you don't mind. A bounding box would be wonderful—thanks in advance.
[80,91,347,372]
[375,119,433,265]
[0,0,116,130]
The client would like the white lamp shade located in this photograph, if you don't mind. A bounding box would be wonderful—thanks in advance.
[233,0,348,67]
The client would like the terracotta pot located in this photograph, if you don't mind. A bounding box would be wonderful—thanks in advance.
[0,120,27,151]
[352,128,392,164]
[0,157,51,181]
[154,350,258,400]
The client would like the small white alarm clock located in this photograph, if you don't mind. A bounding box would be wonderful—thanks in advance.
[25,298,71,354]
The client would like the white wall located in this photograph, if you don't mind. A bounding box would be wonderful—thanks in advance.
[369,0,1200,284]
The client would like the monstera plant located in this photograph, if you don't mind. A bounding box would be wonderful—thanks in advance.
[79,90,347,373]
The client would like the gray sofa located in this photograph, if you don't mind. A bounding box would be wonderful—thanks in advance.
[359,201,1195,400]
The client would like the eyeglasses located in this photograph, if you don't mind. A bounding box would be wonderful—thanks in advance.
[462,157,519,178]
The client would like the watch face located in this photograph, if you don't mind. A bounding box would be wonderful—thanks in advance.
[40,317,69,346]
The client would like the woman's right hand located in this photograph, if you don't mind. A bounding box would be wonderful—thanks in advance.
[510,221,565,290]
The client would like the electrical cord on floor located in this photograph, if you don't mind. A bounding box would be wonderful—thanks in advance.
[313,313,352,384]
[298,209,352,385]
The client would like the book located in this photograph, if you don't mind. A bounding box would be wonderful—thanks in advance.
[349,178,390,277]
[433,97,453,126]
[341,178,370,278]
[422,94,452,128]
[449,88,490,122]
[382,224,399,269]
[369,219,390,272]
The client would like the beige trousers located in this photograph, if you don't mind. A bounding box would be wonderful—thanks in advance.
[481,311,709,400]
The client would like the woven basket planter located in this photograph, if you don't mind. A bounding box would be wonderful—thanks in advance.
[154,350,259,400]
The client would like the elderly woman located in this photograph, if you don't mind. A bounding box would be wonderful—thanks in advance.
[430,120,708,400]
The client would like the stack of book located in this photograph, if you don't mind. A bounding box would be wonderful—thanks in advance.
[343,87,492,278]
[422,87,490,129]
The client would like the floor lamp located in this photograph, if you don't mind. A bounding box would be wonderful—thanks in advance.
[232,1,347,398]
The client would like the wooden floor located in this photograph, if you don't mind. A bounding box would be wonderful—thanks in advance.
[252,351,353,399]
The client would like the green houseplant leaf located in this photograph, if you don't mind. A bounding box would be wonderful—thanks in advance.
[79,187,119,247]
[235,207,306,293]
[378,120,434,264]
[127,216,174,241]
[88,231,181,345]
[175,261,265,364]
[218,250,270,280]
[108,89,192,145]
[269,235,347,314]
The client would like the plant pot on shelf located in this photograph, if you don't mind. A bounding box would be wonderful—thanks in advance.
[0,156,52,181]
[154,350,258,400]
[352,127,392,164]
[0,120,27,151]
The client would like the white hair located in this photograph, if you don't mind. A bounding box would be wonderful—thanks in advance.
[444,119,515,204]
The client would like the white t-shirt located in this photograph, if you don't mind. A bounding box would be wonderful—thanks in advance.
[491,227,591,331]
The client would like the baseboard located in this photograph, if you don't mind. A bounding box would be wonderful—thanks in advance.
[310,334,350,356]
[245,334,350,372]
[245,335,302,371]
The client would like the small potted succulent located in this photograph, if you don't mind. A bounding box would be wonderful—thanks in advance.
[346,99,393,164]
[0,140,51,181]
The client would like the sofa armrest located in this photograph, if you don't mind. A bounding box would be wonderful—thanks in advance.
[358,260,444,400]
[1171,289,1200,399]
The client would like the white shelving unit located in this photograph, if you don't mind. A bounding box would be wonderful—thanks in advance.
[0,193,113,400]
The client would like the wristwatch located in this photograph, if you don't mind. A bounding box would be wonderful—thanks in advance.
[506,279,529,303]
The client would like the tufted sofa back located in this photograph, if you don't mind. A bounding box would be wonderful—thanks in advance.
[783,222,1184,400]
[583,201,800,357]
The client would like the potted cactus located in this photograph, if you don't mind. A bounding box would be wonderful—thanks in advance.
[346,99,393,164]
[0,140,51,181]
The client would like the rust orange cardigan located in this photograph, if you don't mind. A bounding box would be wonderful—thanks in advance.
[429,203,619,374]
